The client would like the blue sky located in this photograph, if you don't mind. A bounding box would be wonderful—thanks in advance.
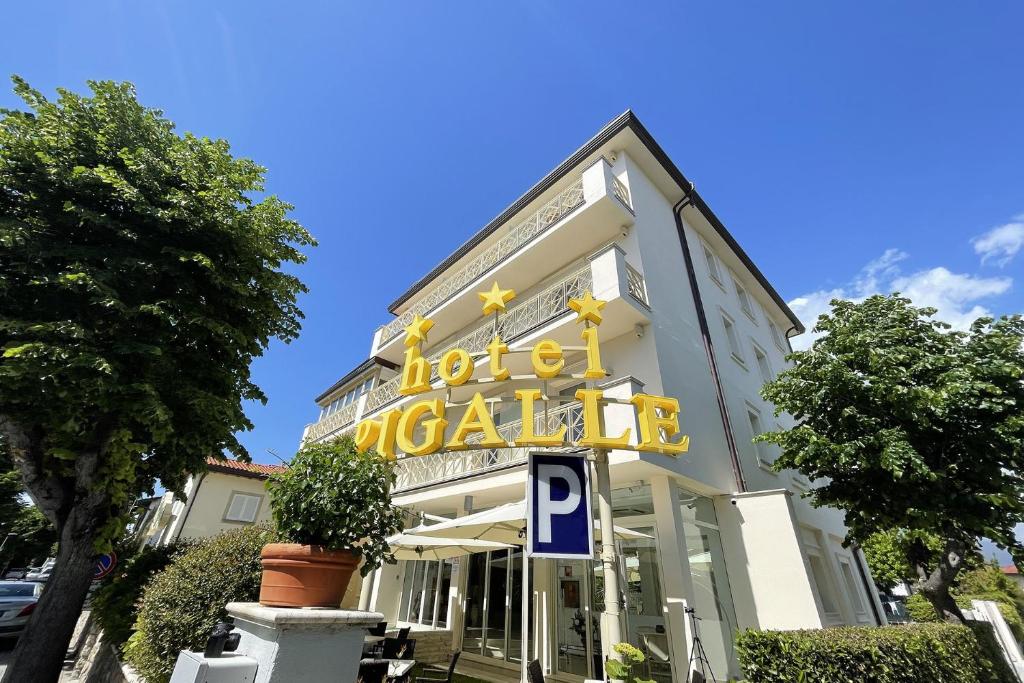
[3,3,1022,554]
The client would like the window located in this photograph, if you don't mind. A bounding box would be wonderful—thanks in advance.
[753,343,772,384]
[721,313,744,364]
[702,243,724,286]
[808,554,841,617]
[317,375,377,421]
[733,277,756,321]
[401,558,454,628]
[224,492,262,523]
[838,559,867,615]
[768,320,786,351]
[746,407,774,469]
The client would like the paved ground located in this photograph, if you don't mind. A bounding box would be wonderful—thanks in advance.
[0,639,13,678]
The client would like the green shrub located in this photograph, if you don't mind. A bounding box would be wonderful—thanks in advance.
[268,437,403,574]
[905,593,940,622]
[968,621,1019,683]
[736,623,1013,683]
[92,542,186,651]
[124,524,278,683]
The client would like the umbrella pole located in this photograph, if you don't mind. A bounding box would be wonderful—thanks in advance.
[521,550,529,683]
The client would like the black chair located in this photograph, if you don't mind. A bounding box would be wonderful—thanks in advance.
[527,659,545,683]
[396,626,411,640]
[356,661,389,683]
[415,651,460,683]
[382,637,416,660]
[368,621,387,636]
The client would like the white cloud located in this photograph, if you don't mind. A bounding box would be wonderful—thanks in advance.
[972,216,1024,267]
[789,252,1012,350]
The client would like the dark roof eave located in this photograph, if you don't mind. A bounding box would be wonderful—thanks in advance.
[385,110,804,335]
[314,356,400,404]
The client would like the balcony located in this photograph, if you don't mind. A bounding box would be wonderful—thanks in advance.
[372,158,634,362]
[303,399,359,442]
[393,401,585,492]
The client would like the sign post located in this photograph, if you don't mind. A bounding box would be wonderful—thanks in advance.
[592,447,623,665]
[526,452,594,559]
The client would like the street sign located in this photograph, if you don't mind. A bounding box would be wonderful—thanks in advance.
[526,452,594,558]
[94,551,117,580]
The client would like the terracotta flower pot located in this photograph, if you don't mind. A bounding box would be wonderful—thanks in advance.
[259,543,359,608]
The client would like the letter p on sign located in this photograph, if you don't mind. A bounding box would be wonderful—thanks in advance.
[527,453,594,558]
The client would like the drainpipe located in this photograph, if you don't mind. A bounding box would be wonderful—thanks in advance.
[672,194,748,492]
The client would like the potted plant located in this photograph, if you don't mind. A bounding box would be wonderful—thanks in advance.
[261,437,404,608]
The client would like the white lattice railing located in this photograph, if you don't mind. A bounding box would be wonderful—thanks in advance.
[611,176,632,211]
[363,264,593,414]
[377,178,586,345]
[625,264,649,307]
[305,401,358,442]
[394,401,584,490]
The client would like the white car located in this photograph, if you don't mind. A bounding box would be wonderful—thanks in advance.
[25,559,55,582]
[0,581,44,639]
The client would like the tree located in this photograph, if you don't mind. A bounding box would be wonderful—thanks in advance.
[0,440,58,572]
[759,295,1024,623]
[860,529,943,592]
[0,77,313,682]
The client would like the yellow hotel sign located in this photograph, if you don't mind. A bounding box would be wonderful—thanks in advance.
[355,282,690,459]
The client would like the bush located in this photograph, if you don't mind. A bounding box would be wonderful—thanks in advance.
[268,437,403,574]
[735,623,1013,683]
[904,593,940,622]
[92,542,186,651]
[124,524,278,683]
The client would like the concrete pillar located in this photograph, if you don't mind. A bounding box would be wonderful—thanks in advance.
[226,602,382,683]
[650,475,697,683]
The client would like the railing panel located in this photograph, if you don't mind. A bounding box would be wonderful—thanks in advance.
[304,401,358,442]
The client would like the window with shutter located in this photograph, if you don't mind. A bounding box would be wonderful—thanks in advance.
[225,493,262,523]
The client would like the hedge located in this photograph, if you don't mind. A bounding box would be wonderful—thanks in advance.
[735,623,1014,683]
[124,524,279,683]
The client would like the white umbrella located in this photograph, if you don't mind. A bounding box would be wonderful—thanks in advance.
[386,533,514,561]
[408,500,651,544]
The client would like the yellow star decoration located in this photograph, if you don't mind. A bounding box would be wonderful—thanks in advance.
[403,314,435,348]
[478,281,516,316]
[568,291,606,326]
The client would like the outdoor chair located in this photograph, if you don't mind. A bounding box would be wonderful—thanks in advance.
[382,637,416,660]
[527,659,545,683]
[356,661,389,683]
[397,626,411,640]
[369,621,388,636]
[414,650,460,683]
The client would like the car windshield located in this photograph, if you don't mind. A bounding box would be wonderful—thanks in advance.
[0,583,36,597]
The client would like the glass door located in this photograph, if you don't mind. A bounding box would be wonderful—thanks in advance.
[555,558,600,678]
[461,549,528,664]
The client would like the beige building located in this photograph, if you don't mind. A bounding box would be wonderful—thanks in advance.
[135,458,284,547]
[302,111,885,681]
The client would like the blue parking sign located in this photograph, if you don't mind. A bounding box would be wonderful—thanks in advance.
[526,453,594,558]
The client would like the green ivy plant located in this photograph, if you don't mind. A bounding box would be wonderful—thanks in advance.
[267,437,403,575]
[604,642,655,683]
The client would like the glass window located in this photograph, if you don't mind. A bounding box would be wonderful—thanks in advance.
[753,344,772,384]
[703,243,723,285]
[839,560,866,614]
[808,554,840,617]
[224,493,261,523]
[768,320,786,351]
[679,490,741,679]
[733,277,755,320]
[722,314,744,363]
[747,407,774,467]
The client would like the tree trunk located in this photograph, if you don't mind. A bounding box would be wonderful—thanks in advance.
[914,536,968,623]
[1,507,100,683]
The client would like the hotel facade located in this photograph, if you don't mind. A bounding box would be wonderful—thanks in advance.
[302,112,884,681]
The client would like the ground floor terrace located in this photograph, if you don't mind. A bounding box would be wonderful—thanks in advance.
[359,464,885,682]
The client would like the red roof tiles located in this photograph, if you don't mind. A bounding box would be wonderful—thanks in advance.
[205,456,287,479]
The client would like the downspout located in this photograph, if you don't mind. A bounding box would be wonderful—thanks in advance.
[672,194,747,492]
[173,472,206,543]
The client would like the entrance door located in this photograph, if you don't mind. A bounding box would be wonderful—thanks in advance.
[555,558,601,679]
[461,549,529,664]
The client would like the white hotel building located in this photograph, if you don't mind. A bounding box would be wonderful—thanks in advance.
[302,112,884,681]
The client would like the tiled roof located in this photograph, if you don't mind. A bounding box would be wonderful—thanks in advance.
[205,457,287,479]
[1002,564,1020,575]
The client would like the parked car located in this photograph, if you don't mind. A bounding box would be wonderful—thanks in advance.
[0,581,44,639]
[25,559,55,582]
[2,568,27,580]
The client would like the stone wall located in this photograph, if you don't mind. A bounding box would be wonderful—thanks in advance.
[68,616,141,683]
[403,628,452,665]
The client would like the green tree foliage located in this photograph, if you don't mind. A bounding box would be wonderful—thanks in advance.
[759,295,1024,623]
[267,437,404,575]
[860,529,959,591]
[604,642,655,683]
[91,541,186,652]
[0,440,57,570]
[0,77,313,682]
[125,525,277,683]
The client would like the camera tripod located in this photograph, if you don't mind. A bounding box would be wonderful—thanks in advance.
[685,607,717,683]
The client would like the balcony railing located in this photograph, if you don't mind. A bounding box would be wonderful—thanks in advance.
[363,264,594,414]
[377,178,587,346]
[625,264,649,308]
[394,401,584,491]
[305,400,359,442]
[611,176,632,212]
